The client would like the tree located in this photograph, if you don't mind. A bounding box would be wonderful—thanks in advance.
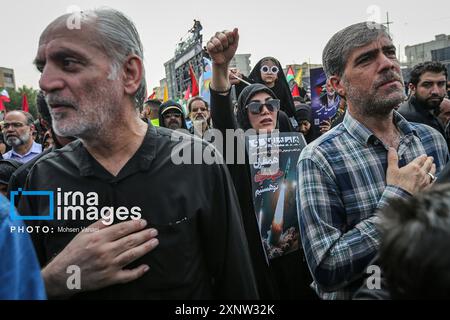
[0,86,38,118]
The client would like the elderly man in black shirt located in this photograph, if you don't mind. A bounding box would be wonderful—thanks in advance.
[20,8,258,299]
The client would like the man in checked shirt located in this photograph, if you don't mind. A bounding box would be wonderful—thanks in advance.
[297,22,449,300]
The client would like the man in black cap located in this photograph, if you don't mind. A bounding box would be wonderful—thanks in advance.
[158,100,187,130]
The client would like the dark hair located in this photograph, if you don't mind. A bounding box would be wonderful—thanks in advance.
[36,91,52,124]
[293,96,305,104]
[0,159,22,185]
[378,183,450,299]
[409,61,448,87]
[323,22,391,78]
[187,96,209,113]
[144,99,161,110]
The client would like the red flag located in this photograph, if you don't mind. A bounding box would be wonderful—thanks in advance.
[0,89,10,111]
[22,94,29,112]
[291,84,300,97]
[189,64,199,97]
[184,84,191,101]
[147,91,156,100]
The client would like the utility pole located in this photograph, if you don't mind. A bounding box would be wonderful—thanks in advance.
[383,12,394,35]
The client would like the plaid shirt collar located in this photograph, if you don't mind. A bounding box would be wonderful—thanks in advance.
[342,109,420,147]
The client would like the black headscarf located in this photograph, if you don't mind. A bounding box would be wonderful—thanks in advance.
[236,83,280,131]
[247,57,297,119]
[294,103,320,143]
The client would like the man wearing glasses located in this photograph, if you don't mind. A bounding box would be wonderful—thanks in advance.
[187,96,211,136]
[1,111,42,163]
[158,100,187,130]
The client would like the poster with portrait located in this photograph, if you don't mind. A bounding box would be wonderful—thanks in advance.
[310,67,339,127]
[246,132,306,261]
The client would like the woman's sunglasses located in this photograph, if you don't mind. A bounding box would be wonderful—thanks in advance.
[260,65,279,74]
[246,99,280,114]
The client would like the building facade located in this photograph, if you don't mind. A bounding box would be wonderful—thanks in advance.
[230,54,251,77]
[405,34,450,67]
[0,67,16,89]
[163,20,207,100]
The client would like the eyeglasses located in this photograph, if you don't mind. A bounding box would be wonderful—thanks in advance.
[246,99,280,114]
[2,122,27,129]
[260,65,279,74]
[163,112,182,119]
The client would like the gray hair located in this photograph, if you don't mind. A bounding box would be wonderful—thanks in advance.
[81,8,147,108]
[322,22,391,78]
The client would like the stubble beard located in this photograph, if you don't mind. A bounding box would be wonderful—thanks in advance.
[345,74,406,118]
[51,82,121,139]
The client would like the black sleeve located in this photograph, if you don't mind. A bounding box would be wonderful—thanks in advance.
[7,167,30,205]
[200,162,259,299]
[278,110,295,132]
[210,88,238,133]
[233,76,252,99]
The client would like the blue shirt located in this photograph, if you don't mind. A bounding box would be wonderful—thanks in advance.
[297,110,448,299]
[3,141,42,164]
[0,194,46,300]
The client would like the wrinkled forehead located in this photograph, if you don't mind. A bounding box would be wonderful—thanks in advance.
[38,13,99,48]
[191,100,207,108]
[4,111,27,122]
[345,35,393,64]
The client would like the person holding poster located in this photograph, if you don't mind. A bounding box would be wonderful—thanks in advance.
[207,28,316,300]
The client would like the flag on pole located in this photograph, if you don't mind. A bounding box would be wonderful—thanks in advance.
[184,84,191,101]
[163,83,169,102]
[291,85,300,97]
[147,91,156,100]
[22,94,29,112]
[0,89,10,111]
[286,66,295,84]
[294,68,303,87]
[199,57,212,105]
[189,64,199,97]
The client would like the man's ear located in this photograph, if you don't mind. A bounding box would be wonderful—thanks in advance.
[409,83,416,95]
[122,55,143,97]
[329,75,346,98]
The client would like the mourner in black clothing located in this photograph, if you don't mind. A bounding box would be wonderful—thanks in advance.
[22,8,258,300]
[232,57,298,126]
[207,27,317,300]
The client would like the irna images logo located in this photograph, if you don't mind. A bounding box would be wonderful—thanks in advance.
[10,188,54,221]
[9,188,141,225]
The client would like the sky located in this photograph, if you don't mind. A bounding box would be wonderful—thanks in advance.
[1,0,449,91]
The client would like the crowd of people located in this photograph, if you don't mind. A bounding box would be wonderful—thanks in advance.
[1,7,450,300]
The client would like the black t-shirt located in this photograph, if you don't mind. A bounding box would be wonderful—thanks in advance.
[19,125,258,299]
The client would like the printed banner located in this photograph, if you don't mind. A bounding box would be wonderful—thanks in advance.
[310,67,339,127]
[246,132,306,260]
